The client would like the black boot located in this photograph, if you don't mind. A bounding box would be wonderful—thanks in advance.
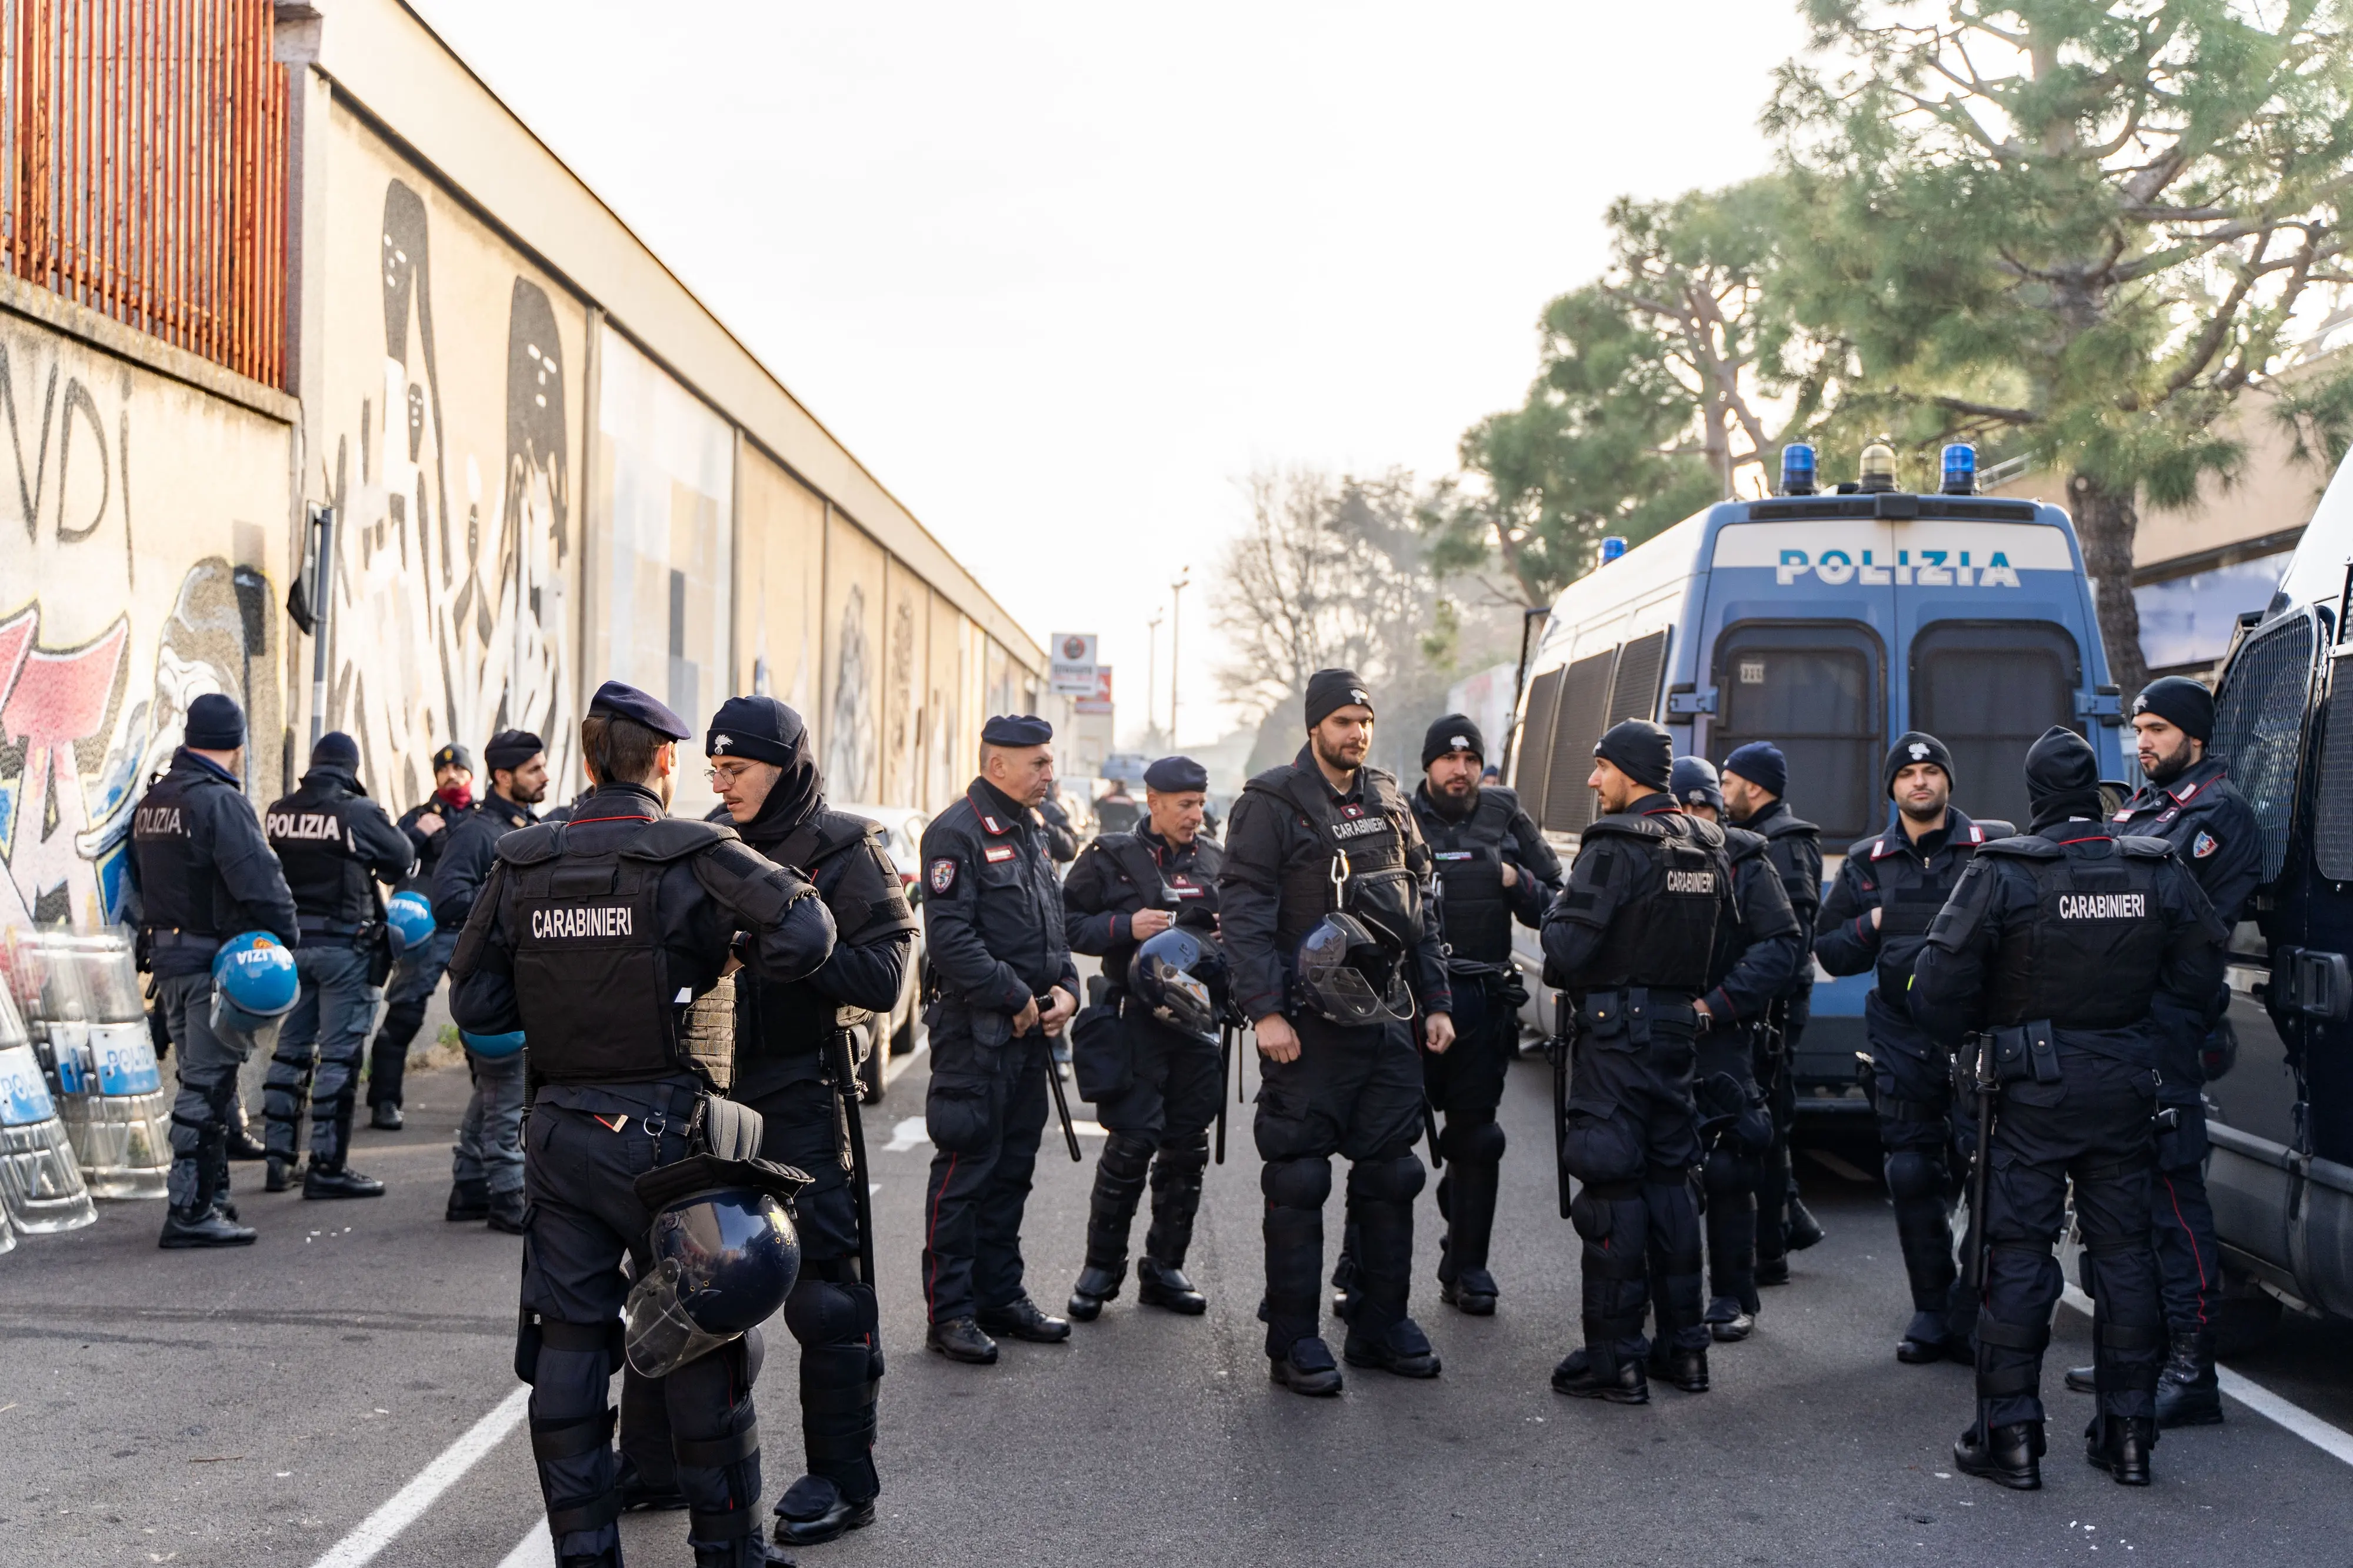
[160,1151,255,1249]
[1754,1255,1791,1286]
[2085,1414,2156,1485]
[1342,1316,1441,1379]
[265,1155,298,1193]
[487,1188,526,1234]
[1434,1126,1503,1315]
[1551,1346,1648,1404]
[925,1317,999,1364]
[303,1161,386,1199]
[976,1296,1070,1343]
[1269,1336,1344,1396]
[1067,1262,1124,1322]
[446,1179,490,1221]
[369,1102,403,1131]
[1955,1420,2044,1489]
[615,1453,687,1512]
[1441,1268,1499,1316]
[1136,1255,1207,1314]
[1651,1341,1710,1393]
[1706,1297,1755,1342]
[2064,1362,2097,1393]
[1898,1309,1968,1366]
[2154,1329,2222,1427]
[1787,1196,1825,1249]
[224,1122,269,1161]
[771,1474,875,1547]
[689,1527,797,1567]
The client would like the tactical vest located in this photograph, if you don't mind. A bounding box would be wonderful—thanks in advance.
[1854,822,1999,996]
[494,816,734,1086]
[1757,812,1821,906]
[738,812,909,1059]
[266,779,376,929]
[1704,827,1776,991]
[1984,835,2173,1030]
[1094,831,1221,990]
[1578,811,1732,994]
[1423,788,1519,966]
[131,769,216,937]
[1247,763,1427,957]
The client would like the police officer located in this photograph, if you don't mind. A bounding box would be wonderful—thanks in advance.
[433,729,549,1231]
[919,715,1082,1365]
[449,681,834,1568]
[1816,732,2004,1364]
[2061,676,2261,1426]
[1064,753,1225,1322]
[367,742,477,1129]
[1672,757,1802,1341]
[1412,714,1560,1316]
[125,693,300,1249]
[1036,779,1081,864]
[1914,726,2227,1490]
[684,695,915,1549]
[1542,722,1732,1403]
[260,730,415,1200]
[1721,741,1827,1278]
[1096,781,1141,836]
[1221,670,1453,1396]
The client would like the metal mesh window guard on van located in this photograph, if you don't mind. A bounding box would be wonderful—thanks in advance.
[1512,665,1565,813]
[2314,655,2353,882]
[1545,650,1617,834]
[2212,608,2319,884]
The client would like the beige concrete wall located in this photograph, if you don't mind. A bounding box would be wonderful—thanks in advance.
[821,514,889,805]
[312,103,591,808]
[0,293,293,932]
[736,443,826,719]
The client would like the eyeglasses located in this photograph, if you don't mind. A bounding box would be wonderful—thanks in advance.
[705,763,758,785]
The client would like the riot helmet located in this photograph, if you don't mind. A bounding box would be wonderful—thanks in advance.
[461,1028,526,1060]
[1293,911,1413,1025]
[624,1154,809,1378]
[385,890,435,956]
[1132,928,1229,1043]
[209,933,299,1053]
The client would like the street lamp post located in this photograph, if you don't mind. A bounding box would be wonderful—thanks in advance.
[1168,567,1189,747]
[1146,610,1164,747]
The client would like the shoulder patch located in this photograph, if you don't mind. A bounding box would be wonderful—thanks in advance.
[2192,829,2219,860]
[929,857,958,893]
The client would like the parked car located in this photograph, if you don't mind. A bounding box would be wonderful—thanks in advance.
[832,802,931,1102]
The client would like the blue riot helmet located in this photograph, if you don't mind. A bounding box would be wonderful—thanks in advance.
[624,1155,809,1378]
[209,932,299,1050]
[461,1029,526,1060]
[1132,927,1229,1043]
[1292,912,1412,1026]
[385,890,435,956]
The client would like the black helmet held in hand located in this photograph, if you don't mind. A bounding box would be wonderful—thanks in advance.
[1132,927,1230,1043]
[624,1156,810,1377]
[1293,911,1414,1026]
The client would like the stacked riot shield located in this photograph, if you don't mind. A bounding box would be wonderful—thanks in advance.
[0,969,98,1234]
[12,929,171,1199]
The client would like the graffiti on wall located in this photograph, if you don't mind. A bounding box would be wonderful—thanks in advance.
[828,584,877,800]
[328,178,577,809]
[0,323,283,932]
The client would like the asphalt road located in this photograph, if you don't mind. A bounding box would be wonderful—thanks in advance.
[7,1041,2353,1568]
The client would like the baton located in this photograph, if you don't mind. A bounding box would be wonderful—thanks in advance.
[827,1027,879,1287]
[1035,996,1083,1163]
[1215,1023,1232,1165]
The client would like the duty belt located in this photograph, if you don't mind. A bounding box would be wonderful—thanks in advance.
[144,928,223,952]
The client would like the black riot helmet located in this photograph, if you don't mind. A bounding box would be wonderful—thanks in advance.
[1293,911,1414,1025]
[1132,927,1229,1042]
[624,1156,809,1377]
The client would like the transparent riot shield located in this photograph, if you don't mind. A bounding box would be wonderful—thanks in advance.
[13,930,171,1199]
[0,976,97,1233]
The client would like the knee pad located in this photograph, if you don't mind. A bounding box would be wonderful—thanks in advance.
[784,1276,874,1348]
[1261,1155,1332,1211]
[1101,1132,1156,1182]
[1348,1151,1426,1206]
[1884,1147,1948,1203]
[1155,1130,1210,1173]
[1441,1117,1506,1166]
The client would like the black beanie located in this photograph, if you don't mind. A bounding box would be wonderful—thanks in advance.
[2132,676,2215,745]
[1594,719,1672,791]
[1421,713,1485,770]
[309,730,360,772]
[484,729,545,772]
[1882,731,1954,799]
[2025,725,2102,827]
[1305,669,1374,729]
[185,693,245,750]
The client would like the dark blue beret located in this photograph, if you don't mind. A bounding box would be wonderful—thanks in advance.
[981,713,1052,747]
[1144,755,1208,792]
[484,729,545,770]
[588,680,691,741]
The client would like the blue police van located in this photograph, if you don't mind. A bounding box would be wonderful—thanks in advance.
[1506,446,2128,1116]
[2200,445,2353,1336]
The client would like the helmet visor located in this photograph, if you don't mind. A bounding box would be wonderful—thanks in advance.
[624,1255,740,1377]
[1150,970,1218,1042]
[1294,917,1413,1025]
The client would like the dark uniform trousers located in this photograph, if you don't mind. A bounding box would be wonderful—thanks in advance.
[1752,990,1806,1267]
[1086,1002,1221,1274]
[1869,991,1975,1343]
[2150,1098,2218,1330]
[1255,1015,1426,1357]
[1564,991,1707,1366]
[922,1005,1052,1323]
[1979,1048,2165,1428]
[522,1078,768,1560]
[1423,973,1514,1287]
[158,968,240,1212]
[264,942,378,1167]
[370,926,458,1110]
[1696,1023,1772,1314]
[624,1070,882,1507]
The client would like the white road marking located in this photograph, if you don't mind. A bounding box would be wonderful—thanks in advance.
[307,1386,531,1568]
[1804,1147,1875,1183]
[882,1114,1109,1152]
[2058,1285,2353,1467]
[494,1519,551,1568]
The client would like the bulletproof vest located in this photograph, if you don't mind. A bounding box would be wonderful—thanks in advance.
[493,815,734,1086]
[1758,812,1821,903]
[1855,822,1994,996]
[1705,828,1775,990]
[1094,830,1222,989]
[1984,835,2174,1030]
[130,769,212,936]
[738,811,906,1059]
[1248,763,1427,957]
[1578,811,1733,994]
[1422,788,1519,966]
[266,775,375,926]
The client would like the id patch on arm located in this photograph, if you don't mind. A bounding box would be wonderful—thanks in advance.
[929,857,959,895]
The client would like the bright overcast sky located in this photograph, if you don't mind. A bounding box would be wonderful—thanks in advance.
[411,0,1812,746]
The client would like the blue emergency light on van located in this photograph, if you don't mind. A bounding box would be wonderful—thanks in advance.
[1780,443,1817,496]
[1598,536,1628,566]
[1502,475,2124,1120]
[1941,442,1977,495]
[385,889,435,956]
